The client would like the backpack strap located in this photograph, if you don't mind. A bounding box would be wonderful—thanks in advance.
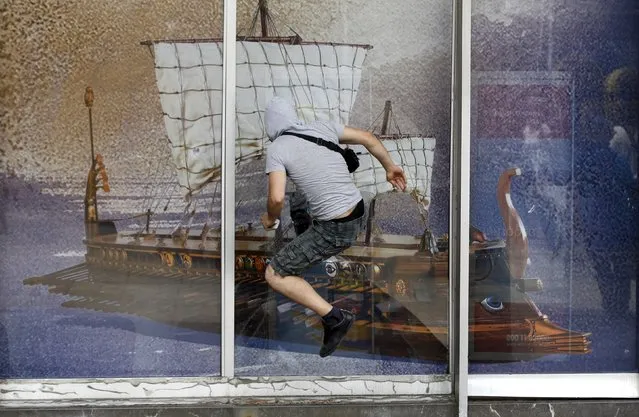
[280,130,346,156]
[278,130,360,173]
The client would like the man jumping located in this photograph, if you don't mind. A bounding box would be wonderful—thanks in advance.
[260,96,407,357]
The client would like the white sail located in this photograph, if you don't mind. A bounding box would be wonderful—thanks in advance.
[352,136,436,208]
[151,40,371,197]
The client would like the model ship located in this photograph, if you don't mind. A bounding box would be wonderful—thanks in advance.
[24,0,591,361]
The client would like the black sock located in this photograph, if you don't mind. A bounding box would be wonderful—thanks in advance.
[321,307,343,327]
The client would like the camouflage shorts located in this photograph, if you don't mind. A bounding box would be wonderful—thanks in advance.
[270,206,365,277]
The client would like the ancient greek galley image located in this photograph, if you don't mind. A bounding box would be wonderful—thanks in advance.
[4,0,636,380]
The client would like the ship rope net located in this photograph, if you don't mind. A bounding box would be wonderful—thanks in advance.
[145,6,435,234]
[151,38,370,200]
[354,103,436,221]
[353,136,436,216]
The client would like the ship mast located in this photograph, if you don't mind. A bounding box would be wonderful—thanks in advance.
[86,88,96,166]
[83,86,110,239]
[84,86,99,229]
[259,0,269,37]
[365,100,392,244]
[380,100,392,135]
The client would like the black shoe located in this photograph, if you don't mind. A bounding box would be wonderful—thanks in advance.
[319,309,354,357]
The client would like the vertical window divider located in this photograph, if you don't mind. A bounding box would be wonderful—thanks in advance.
[449,0,472,415]
[221,0,237,378]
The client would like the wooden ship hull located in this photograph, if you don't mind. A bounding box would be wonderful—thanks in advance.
[26,166,591,361]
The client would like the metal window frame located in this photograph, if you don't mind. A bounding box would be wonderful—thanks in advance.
[215,0,458,402]
[0,376,451,408]
[216,0,457,395]
[7,0,637,412]
[0,0,458,410]
[462,0,639,404]
[220,0,237,379]
[469,374,639,398]
[449,0,472,415]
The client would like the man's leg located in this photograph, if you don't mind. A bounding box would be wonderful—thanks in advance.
[266,219,358,357]
[265,264,332,316]
[266,264,354,357]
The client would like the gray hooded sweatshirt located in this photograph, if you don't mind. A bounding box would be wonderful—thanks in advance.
[264,96,362,221]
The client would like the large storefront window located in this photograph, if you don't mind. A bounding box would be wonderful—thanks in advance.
[469,0,638,373]
[1,2,225,377]
[231,0,454,376]
[4,0,639,412]
[1,0,458,382]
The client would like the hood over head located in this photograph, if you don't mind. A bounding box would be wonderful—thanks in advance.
[264,96,301,141]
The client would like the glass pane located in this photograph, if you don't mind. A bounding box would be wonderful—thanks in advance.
[234,0,453,376]
[1,5,225,377]
[469,0,638,372]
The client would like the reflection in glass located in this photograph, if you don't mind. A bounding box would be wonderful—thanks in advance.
[233,0,452,376]
[4,30,225,376]
[470,0,638,373]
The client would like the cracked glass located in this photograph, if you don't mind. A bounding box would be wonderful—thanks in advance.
[232,0,454,376]
[468,0,638,373]
[1,1,226,377]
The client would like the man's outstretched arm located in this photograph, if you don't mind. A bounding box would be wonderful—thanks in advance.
[339,126,407,191]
